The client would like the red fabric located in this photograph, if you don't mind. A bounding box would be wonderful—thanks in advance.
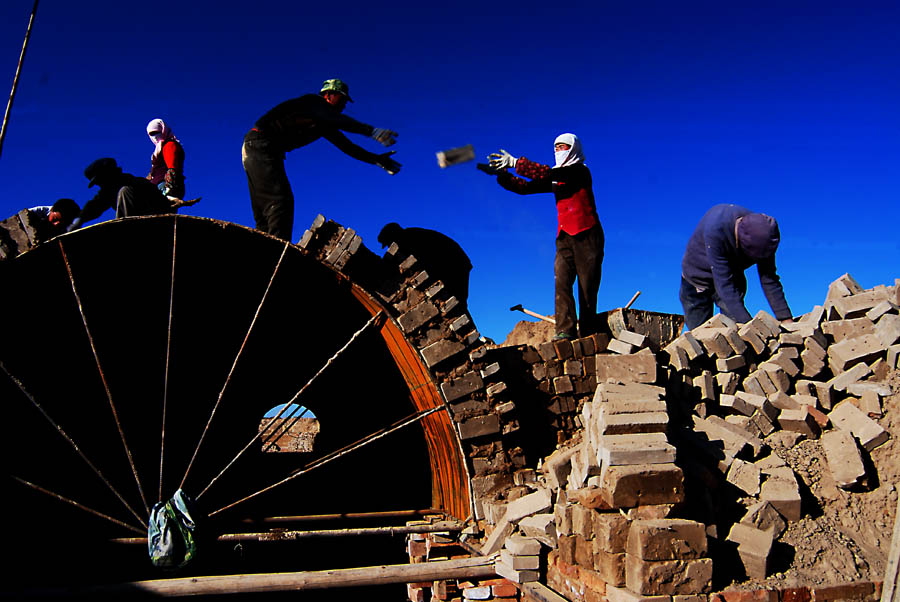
[162,140,184,171]
[515,157,599,236]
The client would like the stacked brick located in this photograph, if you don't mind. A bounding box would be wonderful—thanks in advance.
[662,273,899,580]
[0,208,48,260]
[470,340,714,602]
[300,215,529,533]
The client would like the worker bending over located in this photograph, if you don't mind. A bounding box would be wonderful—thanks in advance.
[242,78,401,241]
[377,222,472,309]
[68,158,172,231]
[680,203,792,330]
[482,133,604,340]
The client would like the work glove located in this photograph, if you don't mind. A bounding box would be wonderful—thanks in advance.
[476,163,502,175]
[371,128,398,147]
[488,149,517,171]
[375,151,401,175]
[67,217,83,232]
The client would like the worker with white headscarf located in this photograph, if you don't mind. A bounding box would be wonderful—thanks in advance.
[482,133,604,340]
[146,118,186,199]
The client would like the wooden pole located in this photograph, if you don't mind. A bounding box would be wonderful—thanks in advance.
[0,0,39,160]
[109,519,465,545]
[26,556,498,598]
[881,492,900,602]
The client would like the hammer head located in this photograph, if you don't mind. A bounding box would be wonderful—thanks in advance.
[509,304,524,312]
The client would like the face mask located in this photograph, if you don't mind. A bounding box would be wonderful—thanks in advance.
[555,150,568,167]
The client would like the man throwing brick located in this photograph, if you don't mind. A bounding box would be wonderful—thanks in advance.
[482,133,604,340]
[242,78,401,241]
[680,203,792,330]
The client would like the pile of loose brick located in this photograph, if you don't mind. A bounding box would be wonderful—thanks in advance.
[464,274,899,602]
[664,273,899,581]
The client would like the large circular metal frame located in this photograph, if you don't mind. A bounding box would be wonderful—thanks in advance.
[0,215,472,589]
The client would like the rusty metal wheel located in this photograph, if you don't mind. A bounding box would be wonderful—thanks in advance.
[0,215,471,591]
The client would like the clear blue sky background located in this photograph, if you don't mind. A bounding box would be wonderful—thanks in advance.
[1,1,897,342]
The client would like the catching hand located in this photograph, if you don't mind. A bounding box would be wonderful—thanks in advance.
[371,128,398,147]
[488,149,517,171]
[375,151,401,175]
[476,163,502,175]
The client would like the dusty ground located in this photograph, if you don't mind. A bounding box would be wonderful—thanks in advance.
[501,319,555,347]
[729,369,900,590]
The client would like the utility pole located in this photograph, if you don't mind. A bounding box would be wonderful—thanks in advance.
[0,0,40,160]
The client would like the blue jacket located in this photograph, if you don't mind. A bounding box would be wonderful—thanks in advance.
[681,204,791,322]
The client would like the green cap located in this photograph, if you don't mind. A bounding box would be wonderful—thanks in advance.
[320,78,353,102]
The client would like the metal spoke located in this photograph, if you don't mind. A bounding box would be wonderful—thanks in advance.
[0,359,148,529]
[159,219,177,502]
[208,405,445,518]
[59,240,149,516]
[11,475,144,535]
[196,310,384,500]
[257,311,387,453]
[179,241,290,490]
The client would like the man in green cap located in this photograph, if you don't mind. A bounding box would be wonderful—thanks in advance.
[242,78,401,241]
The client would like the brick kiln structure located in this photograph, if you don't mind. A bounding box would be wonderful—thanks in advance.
[1,210,897,600]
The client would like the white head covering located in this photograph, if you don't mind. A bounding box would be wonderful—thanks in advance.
[553,133,584,168]
[147,118,179,162]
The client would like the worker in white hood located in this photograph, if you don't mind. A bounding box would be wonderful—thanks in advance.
[481,133,604,340]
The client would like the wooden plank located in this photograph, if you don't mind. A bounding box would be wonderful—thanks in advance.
[29,556,497,598]
[881,493,900,602]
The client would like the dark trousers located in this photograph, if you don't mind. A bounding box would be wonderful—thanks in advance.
[679,274,747,330]
[115,185,171,218]
[242,130,294,241]
[555,224,604,337]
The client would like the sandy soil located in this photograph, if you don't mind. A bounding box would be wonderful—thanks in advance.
[501,319,555,347]
[730,369,900,590]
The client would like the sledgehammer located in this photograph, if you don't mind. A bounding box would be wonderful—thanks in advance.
[510,304,556,324]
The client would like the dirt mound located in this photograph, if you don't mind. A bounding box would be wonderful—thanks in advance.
[729,369,899,590]
[501,319,555,347]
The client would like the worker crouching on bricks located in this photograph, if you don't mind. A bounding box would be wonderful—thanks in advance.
[680,203,793,330]
[68,158,173,231]
[242,78,401,242]
[480,133,604,340]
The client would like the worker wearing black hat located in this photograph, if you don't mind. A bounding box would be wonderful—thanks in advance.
[680,203,793,330]
[68,157,172,231]
[242,78,401,241]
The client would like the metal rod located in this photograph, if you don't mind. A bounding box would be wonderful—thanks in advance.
[260,310,386,451]
[0,359,147,529]
[60,241,149,516]
[196,309,385,500]
[22,555,498,597]
[209,405,445,517]
[179,241,290,490]
[11,475,144,535]
[0,0,39,159]
[239,508,443,524]
[159,218,177,502]
[109,519,464,545]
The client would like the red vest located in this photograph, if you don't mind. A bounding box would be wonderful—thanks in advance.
[555,186,599,236]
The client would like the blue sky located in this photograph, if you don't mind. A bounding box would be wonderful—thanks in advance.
[1,1,897,342]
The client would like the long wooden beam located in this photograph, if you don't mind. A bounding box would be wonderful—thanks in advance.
[25,556,497,598]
